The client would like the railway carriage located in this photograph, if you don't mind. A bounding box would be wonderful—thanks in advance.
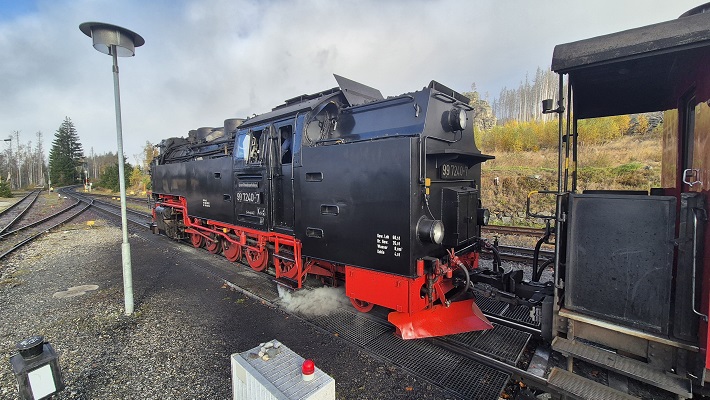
[540,4,710,397]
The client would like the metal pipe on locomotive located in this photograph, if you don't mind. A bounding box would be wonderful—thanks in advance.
[150,75,501,339]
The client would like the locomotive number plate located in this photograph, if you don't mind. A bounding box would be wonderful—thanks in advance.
[439,163,467,180]
[235,191,261,204]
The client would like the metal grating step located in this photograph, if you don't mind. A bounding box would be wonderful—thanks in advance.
[552,337,692,398]
[475,296,541,328]
[448,323,531,365]
[504,304,540,327]
[309,310,391,346]
[548,367,640,400]
[476,296,509,315]
[366,333,510,400]
[366,333,461,382]
[441,358,511,400]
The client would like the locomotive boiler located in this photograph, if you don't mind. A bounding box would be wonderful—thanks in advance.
[151,75,495,339]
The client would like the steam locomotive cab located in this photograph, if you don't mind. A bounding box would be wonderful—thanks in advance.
[151,75,496,338]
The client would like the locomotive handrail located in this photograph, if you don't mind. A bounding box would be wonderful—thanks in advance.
[526,190,556,219]
[341,94,414,114]
[314,138,345,146]
[418,134,464,184]
[683,168,702,187]
[691,207,708,322]
[431,92,473,111]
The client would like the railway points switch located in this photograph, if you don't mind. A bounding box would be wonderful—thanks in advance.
[231,340,335,400]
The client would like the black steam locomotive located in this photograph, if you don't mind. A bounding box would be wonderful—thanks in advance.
[151,75,499,339]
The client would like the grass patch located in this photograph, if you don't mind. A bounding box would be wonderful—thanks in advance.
[481,134,662,225]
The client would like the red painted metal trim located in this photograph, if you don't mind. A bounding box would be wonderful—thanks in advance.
[345,265,428,314]
[388,299,493,339]
[154,194,307,287]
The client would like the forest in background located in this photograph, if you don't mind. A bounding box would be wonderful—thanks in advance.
[0,117,156,197]
[472,67,664,226]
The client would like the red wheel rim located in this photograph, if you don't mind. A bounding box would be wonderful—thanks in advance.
[190,232,204,248]
[205,235,221,254]
[222,240,242,262]
[275,258,298,279]
[350,298,374,313]
[245,248,268,272]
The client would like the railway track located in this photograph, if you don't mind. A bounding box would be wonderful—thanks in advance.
[483,225,547,237]
[0,188,152,261]
[69,192,153,226]
[0,190,41,235]
[496,245,554,264]
[0,193,91,260]
[83,191,150,205]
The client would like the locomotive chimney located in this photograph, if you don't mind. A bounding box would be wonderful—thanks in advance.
[224,118,245,138]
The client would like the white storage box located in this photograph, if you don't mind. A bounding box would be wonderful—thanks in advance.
[231,340,335,400]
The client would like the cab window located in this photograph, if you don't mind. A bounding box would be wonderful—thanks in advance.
[234,128,265,164]
[234,131,251,161]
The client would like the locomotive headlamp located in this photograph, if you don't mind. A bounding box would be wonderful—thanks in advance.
[417,218,445,245]
[449,108,467,131]
[477,208,491,226]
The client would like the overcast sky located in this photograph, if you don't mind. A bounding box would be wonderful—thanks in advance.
[0,0,703,162]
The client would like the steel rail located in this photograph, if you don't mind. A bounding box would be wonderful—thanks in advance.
[483,225,547,237]
[0,190,41,235]
[483,245,554,265]
[65,192,152,227]
[0,200,91,260]
[80,191,150,204]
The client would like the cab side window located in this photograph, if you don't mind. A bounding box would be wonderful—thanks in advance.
[234,131,251,162]
[233,128,265,164]
[279,125,293,164]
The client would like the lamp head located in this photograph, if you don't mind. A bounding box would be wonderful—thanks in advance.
[79,22,144,57]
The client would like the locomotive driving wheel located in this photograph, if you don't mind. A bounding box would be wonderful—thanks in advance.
[205,234,222,254]
[190,232,204,248]
[190,219,204,248]
[245,247,268,272]
[222,240,242,262]
[349,298,374,313]
[274,258,298,280]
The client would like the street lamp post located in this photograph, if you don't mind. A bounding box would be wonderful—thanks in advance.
[13,131,20,189]
[79,22,144,315]
[3,137,12,187]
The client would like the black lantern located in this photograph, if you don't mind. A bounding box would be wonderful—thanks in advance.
[9,336,65,400]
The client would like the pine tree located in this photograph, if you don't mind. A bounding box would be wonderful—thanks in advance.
[98,162,133,192]
[48,117,85,186]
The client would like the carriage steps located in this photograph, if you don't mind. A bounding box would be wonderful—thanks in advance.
[551,337,692,399]
[547,367,640,399]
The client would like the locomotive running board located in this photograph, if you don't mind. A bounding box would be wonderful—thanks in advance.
[388,299,493,340]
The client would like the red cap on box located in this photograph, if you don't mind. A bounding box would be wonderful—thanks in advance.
[302,359,315,381]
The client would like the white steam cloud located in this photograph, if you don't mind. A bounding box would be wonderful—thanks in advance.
[277,285,351,317]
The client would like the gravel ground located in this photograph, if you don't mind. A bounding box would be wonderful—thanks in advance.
[0,212,460,400]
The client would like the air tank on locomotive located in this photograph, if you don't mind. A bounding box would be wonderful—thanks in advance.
[151,118,244,229]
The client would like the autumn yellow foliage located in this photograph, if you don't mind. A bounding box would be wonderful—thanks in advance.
[476,115,634,152]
